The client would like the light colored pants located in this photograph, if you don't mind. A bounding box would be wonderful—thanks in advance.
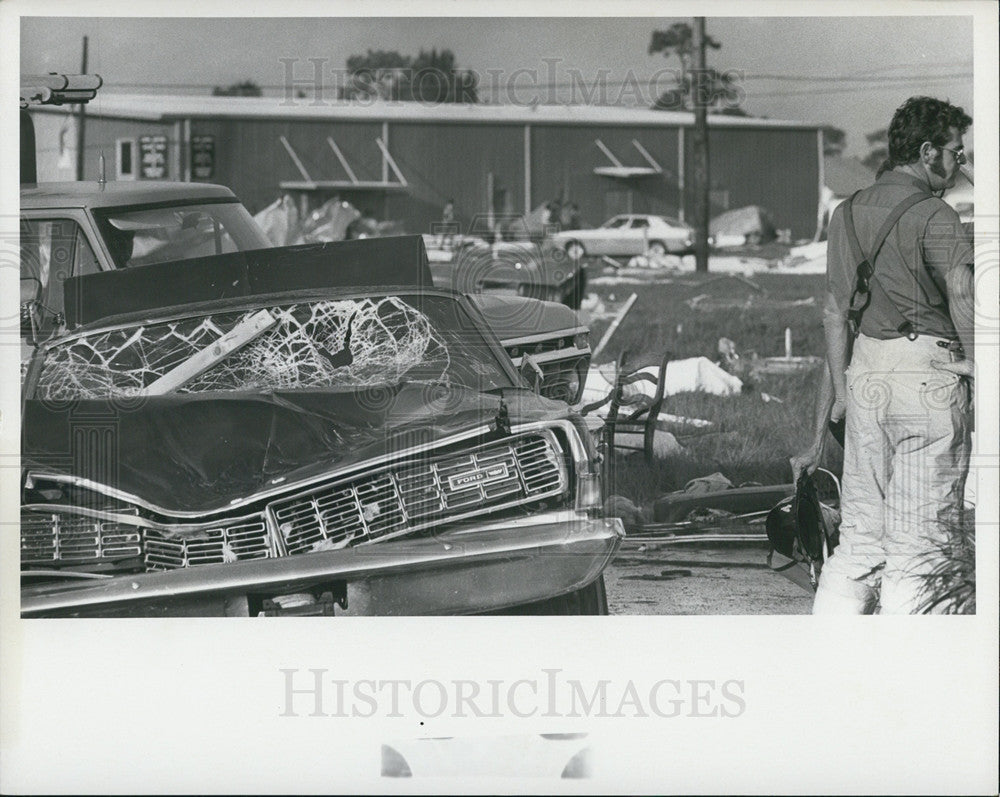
[813,334,971,614]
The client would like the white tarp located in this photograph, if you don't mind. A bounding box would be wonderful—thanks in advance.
[581,358,742,409]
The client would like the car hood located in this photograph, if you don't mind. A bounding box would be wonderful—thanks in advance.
[22,383,566,516]
[429,243,575,291]
[467,294,582,341]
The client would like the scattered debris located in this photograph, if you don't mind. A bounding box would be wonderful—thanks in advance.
[580,358,738,407]
[602,495,647,529]
[709,205,777,246]
[591,292,638,359]
[653,479,795,523]
[627,253,683,270]
[752,355,823,376]
[781,240,827,271]
[616,428,684,458]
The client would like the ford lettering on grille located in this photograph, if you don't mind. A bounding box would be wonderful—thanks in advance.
[448,463,509,491]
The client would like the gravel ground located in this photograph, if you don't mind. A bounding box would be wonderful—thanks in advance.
[605,540,814,615]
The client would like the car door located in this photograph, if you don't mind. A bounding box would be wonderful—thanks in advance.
[593,216,629,256]
[20,213,104,358]
[624,216,651,255]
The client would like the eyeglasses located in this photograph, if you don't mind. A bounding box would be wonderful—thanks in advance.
[939,145,967,164]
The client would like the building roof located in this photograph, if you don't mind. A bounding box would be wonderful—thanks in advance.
[823,155,876,196]
[32,92,820,131]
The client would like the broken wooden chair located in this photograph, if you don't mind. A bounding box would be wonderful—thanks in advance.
[580,349,672,483]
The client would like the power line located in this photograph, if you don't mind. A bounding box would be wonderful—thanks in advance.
[749,77,974,99]
[98,68,973,92]
[738,72,972,83]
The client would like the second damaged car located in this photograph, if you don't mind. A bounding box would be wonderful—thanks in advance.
[20,237,622,617]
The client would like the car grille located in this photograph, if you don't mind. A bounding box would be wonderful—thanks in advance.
[21,430,568,573]
[21,511,144,566]
[270,431,566,555]
[145,520,271,570]
[21,511,271,571]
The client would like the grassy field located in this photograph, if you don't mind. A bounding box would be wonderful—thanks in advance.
[582,266,842,504]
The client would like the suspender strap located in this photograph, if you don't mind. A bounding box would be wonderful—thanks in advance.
[843,190,934,339]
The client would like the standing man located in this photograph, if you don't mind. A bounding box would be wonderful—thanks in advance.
[811,96,974,614]
[441,198,456,249]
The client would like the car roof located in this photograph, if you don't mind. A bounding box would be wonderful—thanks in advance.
[20,181,239,210]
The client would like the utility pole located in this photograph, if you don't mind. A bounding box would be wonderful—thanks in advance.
[75,35,89,181]
[691,18,710,273]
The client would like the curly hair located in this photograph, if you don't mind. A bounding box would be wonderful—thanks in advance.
[878,96,972,176]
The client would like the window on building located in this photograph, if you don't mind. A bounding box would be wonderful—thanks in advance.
[116,138,136,180]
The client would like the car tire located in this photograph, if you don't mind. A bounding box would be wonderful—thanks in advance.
[565,240,586,261]
[647,240,667,256]
[498,575,609,615]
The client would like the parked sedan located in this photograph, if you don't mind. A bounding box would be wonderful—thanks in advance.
[550,214,695,259]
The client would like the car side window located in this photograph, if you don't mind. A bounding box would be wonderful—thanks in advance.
[629,218,649,229]
[20,217,100,325]
[605,217,628,229]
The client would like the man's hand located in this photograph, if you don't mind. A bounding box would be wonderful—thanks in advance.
[830,394,847,423]
[932,358,975,378]
[790,446,823,485]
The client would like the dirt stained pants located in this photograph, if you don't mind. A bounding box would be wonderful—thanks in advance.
[813,333,971,614]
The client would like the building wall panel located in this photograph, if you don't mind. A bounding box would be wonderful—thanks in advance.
[385,122,525,235]
[685,127,820,240]
[190,118,384,214]
[531,125,681,227]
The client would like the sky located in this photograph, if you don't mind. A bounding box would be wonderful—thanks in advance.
[17,10,976,158]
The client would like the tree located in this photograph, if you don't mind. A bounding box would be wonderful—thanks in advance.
[340,48,478,103]
[648,23,720,84]
[821,125,847,156]
[650,67,743,113]
[648,23,743,114]
[212,80,263,97]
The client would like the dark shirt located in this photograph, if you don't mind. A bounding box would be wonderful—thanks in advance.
[827,170,972,340]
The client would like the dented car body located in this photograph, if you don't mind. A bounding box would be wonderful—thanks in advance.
[20,236,622,617]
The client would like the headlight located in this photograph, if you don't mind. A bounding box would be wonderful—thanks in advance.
[565,370,580,401]
[573,331,590,350]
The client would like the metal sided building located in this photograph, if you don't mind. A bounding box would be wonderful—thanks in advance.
[29,95,825,241]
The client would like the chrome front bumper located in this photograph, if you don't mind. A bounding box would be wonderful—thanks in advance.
[21,511,624,617]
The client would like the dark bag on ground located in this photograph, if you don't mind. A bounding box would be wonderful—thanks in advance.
[766,471,840,593]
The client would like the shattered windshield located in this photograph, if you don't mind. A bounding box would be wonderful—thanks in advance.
[32,294,514,400]
[92,201,268,268]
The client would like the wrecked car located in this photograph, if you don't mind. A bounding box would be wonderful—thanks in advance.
[20,182,590,406]
[467,294,590,406]
[19,236,622,617]
[19,181,271,350]
[429,238,588,310]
